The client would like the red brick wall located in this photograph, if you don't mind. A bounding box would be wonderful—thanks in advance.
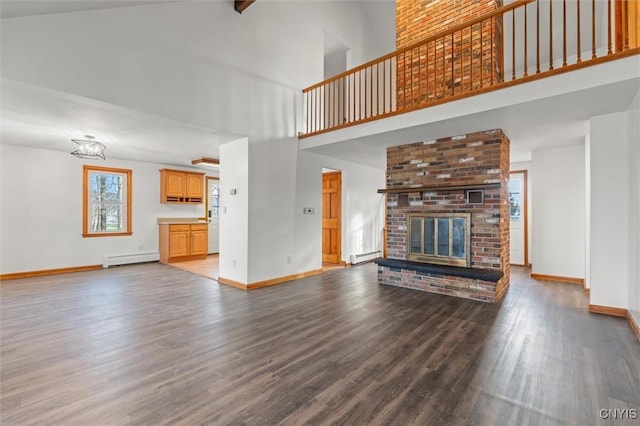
[395,0,504,108]
[381,129,510,303]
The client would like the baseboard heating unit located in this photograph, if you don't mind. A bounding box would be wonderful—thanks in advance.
[103,252,159,268]
[350,250,382,265]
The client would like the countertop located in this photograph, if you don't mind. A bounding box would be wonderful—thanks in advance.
[157,217,208,225]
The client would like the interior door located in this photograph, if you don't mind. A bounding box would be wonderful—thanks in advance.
[207,178,220,254]
[509,171,527,266]
[322,171,341,264]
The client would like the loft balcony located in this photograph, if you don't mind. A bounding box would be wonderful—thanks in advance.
[299,0,639,140]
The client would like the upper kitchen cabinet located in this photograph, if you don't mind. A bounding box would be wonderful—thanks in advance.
[160,169,205,204]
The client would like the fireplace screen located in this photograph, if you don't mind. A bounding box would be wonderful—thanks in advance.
[408,213,471,267]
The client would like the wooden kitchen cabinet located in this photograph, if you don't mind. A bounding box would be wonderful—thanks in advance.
[159,223,208,263]
[160,169,205,203]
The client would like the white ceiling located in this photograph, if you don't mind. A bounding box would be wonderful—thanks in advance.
[1,79,242,166]
[0,0,186,19]
[0,0,396,167]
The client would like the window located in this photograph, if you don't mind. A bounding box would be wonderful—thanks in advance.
[83,165,132,237]
[210,184,219,218]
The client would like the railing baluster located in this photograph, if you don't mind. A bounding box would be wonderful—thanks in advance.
[549,0,554,70]
[577,0,582,63]
[524,4,528,76]
[536,0,540,73]
[490,18,494,85]
[512,10,516,80]
[352,72,355,122]
[451,32,455,95]
[382,60,385,113]
[370,65,373,117]
[418,45,422,105]
[480,21,484,87]
[375,63,379,117]
[624,0,630,50]
[563,0,567,67]
[410,47,414,106]
[432,40,438,100]
[607,0,612,54]
[470,30,474,90]
[592,0,596,59]
[459,31,463,93]
[442,36,446,97]
[326,83,329,129]
[359,70,362,119]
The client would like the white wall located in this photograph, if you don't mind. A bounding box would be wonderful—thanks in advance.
[220,138,385,284]
[584,135,591,290]
[589,111,630,309]
[247,139,298,284]
[627,89,640,318]
[0,144,216,274]
[1,1,392,144]
[510,160,533,265]
[222,138,385,285]
[531,144,585,279]
[219,138,250,284]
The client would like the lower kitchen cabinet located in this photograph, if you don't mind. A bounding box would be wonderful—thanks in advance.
[159,223,209,263]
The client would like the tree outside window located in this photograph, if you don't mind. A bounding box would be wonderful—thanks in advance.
[83,165,132,237]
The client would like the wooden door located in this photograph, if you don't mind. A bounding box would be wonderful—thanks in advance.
[322,171,341,264]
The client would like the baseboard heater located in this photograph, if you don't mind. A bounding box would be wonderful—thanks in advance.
[103,252,159,268]
[350,250,382,265]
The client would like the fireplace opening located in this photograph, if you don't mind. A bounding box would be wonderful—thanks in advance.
[408,213,471,267]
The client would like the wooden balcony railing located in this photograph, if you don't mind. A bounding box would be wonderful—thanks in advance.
[301,0,639,138]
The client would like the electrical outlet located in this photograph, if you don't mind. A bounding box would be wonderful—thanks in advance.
[232,259,237,268]
[287,255,292,264]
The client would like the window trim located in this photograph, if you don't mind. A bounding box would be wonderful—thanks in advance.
[82,165,132,238]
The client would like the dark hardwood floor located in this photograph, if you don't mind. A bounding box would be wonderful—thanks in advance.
[1,264,638,425]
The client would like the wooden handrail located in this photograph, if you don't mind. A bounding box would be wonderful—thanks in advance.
[301,0,640,137]
[303,0,534,93]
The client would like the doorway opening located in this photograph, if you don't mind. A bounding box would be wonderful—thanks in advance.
[509,170,528,266]
[165,175,220,281]
[322,169,342,269]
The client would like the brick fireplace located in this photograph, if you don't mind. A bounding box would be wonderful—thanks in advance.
[376,129,510,303]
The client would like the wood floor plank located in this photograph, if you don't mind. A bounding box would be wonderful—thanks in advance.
[1,263,638,425]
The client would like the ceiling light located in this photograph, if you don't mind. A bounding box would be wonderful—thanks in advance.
[192,157,220,168]
[70,135,106,160]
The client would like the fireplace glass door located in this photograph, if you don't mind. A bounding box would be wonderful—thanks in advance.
[408,213,471,267]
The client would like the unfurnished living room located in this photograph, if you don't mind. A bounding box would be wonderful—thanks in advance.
[1,0,639,424]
